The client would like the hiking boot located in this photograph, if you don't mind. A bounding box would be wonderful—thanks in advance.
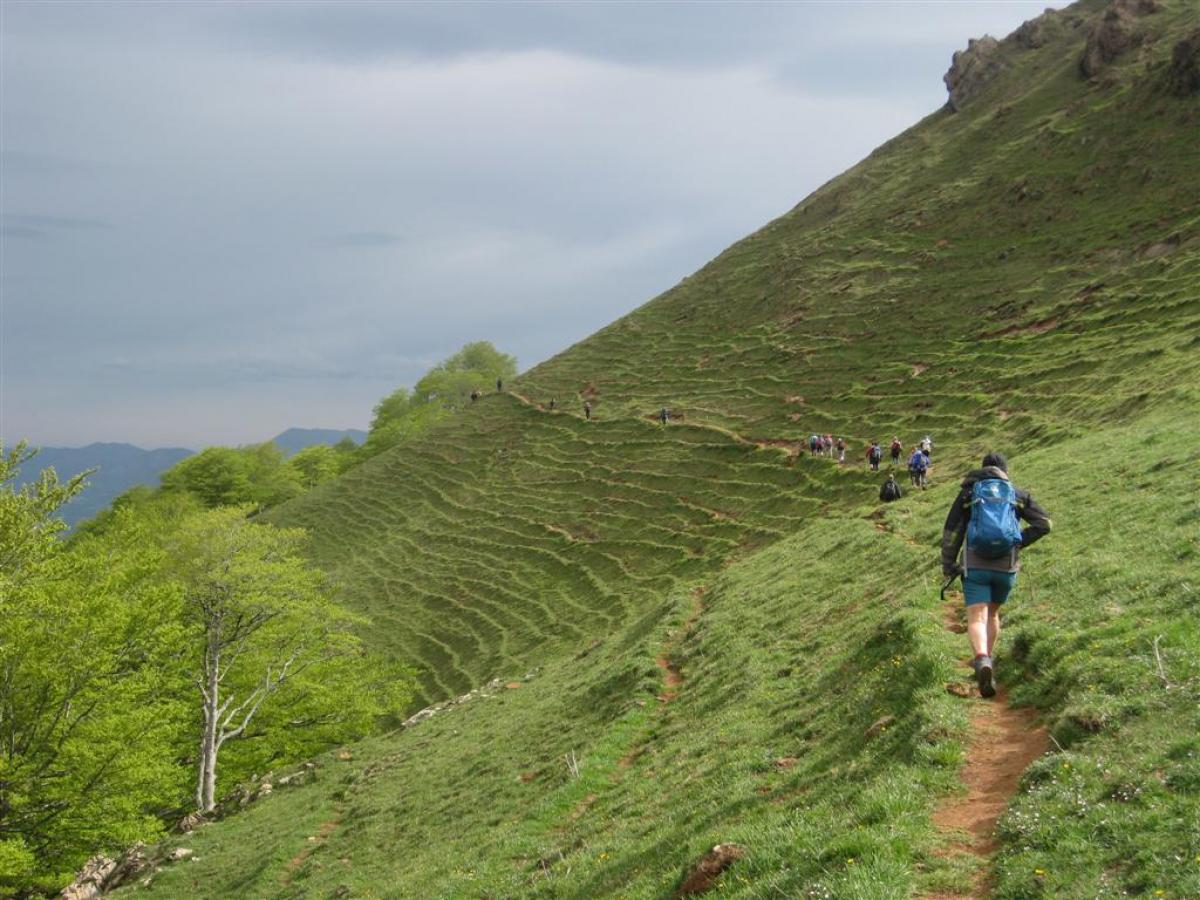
[975,656,996,698]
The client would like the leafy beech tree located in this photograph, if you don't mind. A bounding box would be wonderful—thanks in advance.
[160,444,302,510]
[359,341,518,461]
[168,508,405,813]
[286,445,340,489]
[0,446,187,894]
[413,340,517,411]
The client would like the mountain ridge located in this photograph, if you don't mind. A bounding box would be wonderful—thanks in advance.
[123,1,1200,895]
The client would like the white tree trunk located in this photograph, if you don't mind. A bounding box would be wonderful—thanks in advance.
[196,641,220,813]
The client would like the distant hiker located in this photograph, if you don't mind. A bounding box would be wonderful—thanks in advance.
[497,378,504,392]
[880,473,902,503]
[659,407,670,425]
[908,447,928,489]
[890,436,903,465]
[809,434,821,457]
[867,441,883,472]
[941,452,1051,698]
[548,398,557,410]
[470,389,481,402]
[921,435,933,458]
[836,437,847,463]
[823,434,834,457]
[584,400,592,420]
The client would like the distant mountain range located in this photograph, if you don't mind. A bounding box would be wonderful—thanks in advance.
[12,443,193,528]
[11,428,366,528]
[272,427,367,457]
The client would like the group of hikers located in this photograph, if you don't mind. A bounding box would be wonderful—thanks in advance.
[472,382,1051,699]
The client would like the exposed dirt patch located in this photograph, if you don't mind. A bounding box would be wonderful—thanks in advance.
[580,382,599,399]
[1139,235,1180,258]
[981,313,1064,339]
[282,816,340,883]
[912,362,930,377]
[784,395,805,405]
[569,793,598,822]
[925,597,1049,898]
[675,843,746,897]
[656,654,684,703]
[753,438,804,459]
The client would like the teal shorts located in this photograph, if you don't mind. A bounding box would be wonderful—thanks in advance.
[963,568,1017,606]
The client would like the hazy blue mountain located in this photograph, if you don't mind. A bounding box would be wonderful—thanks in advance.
[270,427,366,456]
[14,443,193,528]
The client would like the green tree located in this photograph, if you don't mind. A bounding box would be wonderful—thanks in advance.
[0,446,188,895]
[167,508,407,812]
[413,341,517,412]
[286,445,340,489]
[159,443,302,510]
[359,342,518,461]
[160,447,251,508]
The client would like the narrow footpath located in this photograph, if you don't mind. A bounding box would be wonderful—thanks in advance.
[926,594,1048,899]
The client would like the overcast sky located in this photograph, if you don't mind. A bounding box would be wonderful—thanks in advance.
[1,0,1067,449]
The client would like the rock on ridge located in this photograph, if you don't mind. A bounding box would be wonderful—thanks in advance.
[943,36,1005,112]
[1080,0,1159,78]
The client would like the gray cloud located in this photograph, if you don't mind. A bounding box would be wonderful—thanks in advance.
[329,231,405,248]
[1,0,1068,447]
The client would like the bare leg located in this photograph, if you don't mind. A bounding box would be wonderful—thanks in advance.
[966,603,990,657]
[987,604,1002,657]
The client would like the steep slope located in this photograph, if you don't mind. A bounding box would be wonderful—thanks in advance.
[138,1,1200,896]
[267,0,1199,707]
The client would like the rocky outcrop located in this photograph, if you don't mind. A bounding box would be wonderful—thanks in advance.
[61,857,116,900]
[1013,15,1051,50]
[1080,0,1158,78]
[1166,28,1200,96]
[943,36,1005,111]
[401,669,539,729]
[60,844,153,899]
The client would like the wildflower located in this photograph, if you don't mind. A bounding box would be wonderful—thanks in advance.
[846,858,856,866]
[1034,868,1046,877]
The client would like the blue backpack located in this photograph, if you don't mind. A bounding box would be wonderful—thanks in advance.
[908,450,926,472]
[966,478,1022,558]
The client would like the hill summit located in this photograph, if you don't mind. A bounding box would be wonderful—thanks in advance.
[121,1,1199,896]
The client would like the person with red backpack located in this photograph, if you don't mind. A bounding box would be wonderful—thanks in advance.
[890,436,903,465]
[941,452,1051,697]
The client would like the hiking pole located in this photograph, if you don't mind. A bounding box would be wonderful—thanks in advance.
[940,573,961,603]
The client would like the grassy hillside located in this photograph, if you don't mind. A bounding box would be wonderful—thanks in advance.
[126,1,1200,896]
[266,0,1198,709]
[123,408,1198,899]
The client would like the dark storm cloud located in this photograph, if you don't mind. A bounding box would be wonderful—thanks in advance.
[1,0,1068,447]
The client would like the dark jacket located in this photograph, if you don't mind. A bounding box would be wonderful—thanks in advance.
[880,480,902,502]
[940,467,1051,574]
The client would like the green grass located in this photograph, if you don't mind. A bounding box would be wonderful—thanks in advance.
[121,406,1199,899]
[123,2,1200,895]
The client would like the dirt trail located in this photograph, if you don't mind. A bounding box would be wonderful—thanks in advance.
[926,597,1048,899]
[281,815,341,884]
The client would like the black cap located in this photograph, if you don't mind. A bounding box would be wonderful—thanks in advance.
[982,451,1008,471]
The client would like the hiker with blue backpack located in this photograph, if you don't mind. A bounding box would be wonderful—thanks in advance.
[908,447,929,489]
[941,452,1051,698]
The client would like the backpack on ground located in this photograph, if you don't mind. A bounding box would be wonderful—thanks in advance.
[966,478,1022,558]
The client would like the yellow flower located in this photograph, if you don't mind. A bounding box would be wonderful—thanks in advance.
[1034,868,1046,877]
[846,858,856,866]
